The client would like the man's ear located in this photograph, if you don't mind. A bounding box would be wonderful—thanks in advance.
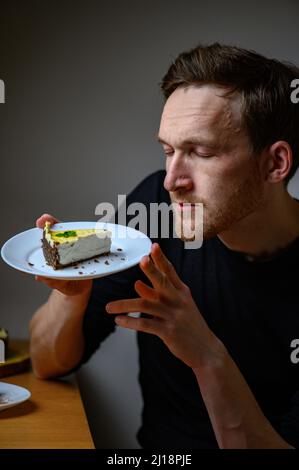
[265,141,293,183]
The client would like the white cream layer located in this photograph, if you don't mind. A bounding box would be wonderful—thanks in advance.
[56,234,111,265]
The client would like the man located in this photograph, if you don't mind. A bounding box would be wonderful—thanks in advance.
[30,43,299,448]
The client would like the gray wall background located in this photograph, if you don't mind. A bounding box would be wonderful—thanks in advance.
[0,0,299,448]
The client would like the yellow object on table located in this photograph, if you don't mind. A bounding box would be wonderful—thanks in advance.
[0,339,30,378]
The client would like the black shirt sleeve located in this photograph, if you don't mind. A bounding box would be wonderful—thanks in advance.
[78,169,167,367]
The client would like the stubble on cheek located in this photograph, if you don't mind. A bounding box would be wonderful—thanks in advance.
[202,161,264,239]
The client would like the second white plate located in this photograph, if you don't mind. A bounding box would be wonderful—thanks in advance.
[0,382,31,412]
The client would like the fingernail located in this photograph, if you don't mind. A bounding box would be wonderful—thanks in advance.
[152,243,159,253]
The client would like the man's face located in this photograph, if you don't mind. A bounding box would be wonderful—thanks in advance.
[158,85,265,240]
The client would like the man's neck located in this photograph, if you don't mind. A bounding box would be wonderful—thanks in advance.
[217,186,299,262]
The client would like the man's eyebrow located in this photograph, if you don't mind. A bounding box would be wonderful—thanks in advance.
[156,134,218,149]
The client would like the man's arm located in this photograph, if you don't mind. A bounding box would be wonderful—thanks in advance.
[29,285,91,379]
[192,344,294,448]
[29,213,93,379]
[106,242,294,449]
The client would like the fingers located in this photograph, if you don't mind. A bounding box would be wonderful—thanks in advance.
[35,276,70,292]
[114,314,162,336]
[35,276,92,296]
[36,213,60,229]
[35,275,66,290]
[139,254,169,291]
[106,297,165,318]
[134,279,157,300]
[150,243,183,290]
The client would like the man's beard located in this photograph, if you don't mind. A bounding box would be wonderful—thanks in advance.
[171,160,264,242]
[172,203,202,242]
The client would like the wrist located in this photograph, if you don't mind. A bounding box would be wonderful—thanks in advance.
[192,334,227,372]
[50,284,92,314]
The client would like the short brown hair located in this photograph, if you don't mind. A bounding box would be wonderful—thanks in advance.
[161,43,299,183]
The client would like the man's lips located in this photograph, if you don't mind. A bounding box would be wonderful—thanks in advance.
[176,202,197,211]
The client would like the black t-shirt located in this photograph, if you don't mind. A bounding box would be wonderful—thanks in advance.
[79,169,299,449]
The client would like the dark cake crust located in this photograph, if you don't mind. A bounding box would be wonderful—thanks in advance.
[41,232,110,270]
[41,233,63,270]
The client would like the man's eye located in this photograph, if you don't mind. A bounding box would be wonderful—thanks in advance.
[164,151,174,156]
[193,152,213,158]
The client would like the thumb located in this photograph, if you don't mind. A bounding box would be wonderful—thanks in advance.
[36,213,60,229]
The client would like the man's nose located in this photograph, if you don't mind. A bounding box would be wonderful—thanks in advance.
[163,156,193,192]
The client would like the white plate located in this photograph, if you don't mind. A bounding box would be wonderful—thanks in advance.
[0,382,31,411]
[1,222,152,280]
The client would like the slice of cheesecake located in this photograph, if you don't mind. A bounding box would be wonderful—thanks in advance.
[42,221,112,269]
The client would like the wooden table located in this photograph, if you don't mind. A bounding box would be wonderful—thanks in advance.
[0,371,94,448]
